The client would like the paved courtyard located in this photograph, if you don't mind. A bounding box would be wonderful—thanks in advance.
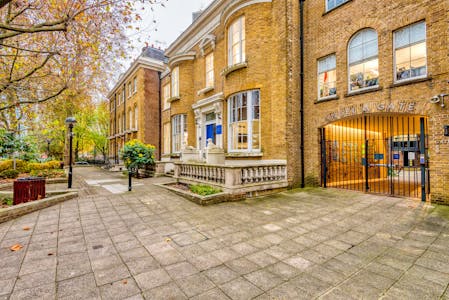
[1,167,449,299]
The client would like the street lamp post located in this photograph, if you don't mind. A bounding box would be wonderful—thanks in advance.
[65,117,77,189]
[46,138,52,157]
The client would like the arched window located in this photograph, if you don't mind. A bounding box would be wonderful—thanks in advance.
[228,16,245,66]
[348,29,379,92]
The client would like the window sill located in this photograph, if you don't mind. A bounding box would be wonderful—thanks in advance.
[322,0,353,16]
[314,95,339,104]
[167,96,180,103]
[221,62,248,77]
[390,76,432,88]
[345,86,382,97]
[226,152,263,158]
[197,86,214,96]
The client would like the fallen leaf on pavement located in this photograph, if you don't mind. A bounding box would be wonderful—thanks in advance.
[22,226,31,231]
[122,280,128,284]
[165,238,171,242]
[10,244,23,251]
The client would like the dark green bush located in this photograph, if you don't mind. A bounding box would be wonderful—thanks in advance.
[0,169,19,179]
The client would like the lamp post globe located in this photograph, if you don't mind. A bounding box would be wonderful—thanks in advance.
[65,117,77,189]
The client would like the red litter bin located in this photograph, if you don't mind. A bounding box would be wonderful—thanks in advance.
[13,177,46,205]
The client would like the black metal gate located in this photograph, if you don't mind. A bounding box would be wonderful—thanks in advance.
[320,115,429,201]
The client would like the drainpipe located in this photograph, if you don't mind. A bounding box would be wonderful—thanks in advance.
[123,83,127,144]
[299,0,305,188]
[114,94,117,164]
[158,71,162,160]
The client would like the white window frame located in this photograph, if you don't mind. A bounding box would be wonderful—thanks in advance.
[228,16,245,67]
[227,90,261,153]
[163,123,171,154]
[133,77,137,94]
[134,105,138,130]
[172,114,187,153]
[317,54,337,100]
[326,0,349,12]
[393,21,427,83]
[129,109,133,130]
[348,29,379,93]
[171,67,179,98]
[163,84,170,110]
[205,52,214,88]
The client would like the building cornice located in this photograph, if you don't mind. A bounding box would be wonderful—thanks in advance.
[166,0,272,57]
[192,92,224,110]
[167,51,196,69]
[221,0,272,25]
[107,56,166,99]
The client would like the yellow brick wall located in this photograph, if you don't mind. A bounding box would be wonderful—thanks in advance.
[165,1,292,163]
[109,66,161,160]
[302,0,449,203]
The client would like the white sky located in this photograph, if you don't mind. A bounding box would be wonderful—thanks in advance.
[127,0,214,57]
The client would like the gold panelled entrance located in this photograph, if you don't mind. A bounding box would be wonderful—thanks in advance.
[320,115,429,200]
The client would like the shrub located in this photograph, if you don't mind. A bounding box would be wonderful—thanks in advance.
[121,140,156,170]
[0,169,19,179]
[189,184,222,196]
[0,159,29,172]
[27,160,61,171]
[30,169,66,178]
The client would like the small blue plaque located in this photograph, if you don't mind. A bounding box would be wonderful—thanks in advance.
[393,154,400,160]
[374,153,384,160]
[216,125,222,135]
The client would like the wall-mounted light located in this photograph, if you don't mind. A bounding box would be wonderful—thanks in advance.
[429,94,449,108]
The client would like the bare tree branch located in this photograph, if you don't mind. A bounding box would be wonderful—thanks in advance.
[0,54,54,93]
[0,86,68,111]
[0,42,59,55]
[0,23,67,40]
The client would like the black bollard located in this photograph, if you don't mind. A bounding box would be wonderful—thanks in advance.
[128,169,132,191]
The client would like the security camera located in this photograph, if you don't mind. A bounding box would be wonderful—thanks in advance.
[430,95,440,104]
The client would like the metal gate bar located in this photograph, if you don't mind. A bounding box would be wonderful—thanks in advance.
[321,115,429,200]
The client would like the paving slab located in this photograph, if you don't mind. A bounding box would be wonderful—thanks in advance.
[0,167,448,299]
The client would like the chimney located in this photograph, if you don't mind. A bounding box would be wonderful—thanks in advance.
[192,10,202,22]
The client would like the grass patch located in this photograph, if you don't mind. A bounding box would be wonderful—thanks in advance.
[189,184,222,196]
[1,196,13,207]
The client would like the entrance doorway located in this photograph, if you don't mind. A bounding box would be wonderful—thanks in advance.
[204,112,216,147]
[320,115,429,200]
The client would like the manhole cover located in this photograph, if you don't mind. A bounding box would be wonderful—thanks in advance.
[169,230,208,247]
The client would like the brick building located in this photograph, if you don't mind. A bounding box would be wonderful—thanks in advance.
[302,0,449,204]
[107,0,449,204]
[107,47,166,163]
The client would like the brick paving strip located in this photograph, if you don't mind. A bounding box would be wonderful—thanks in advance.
[0,166,448,299]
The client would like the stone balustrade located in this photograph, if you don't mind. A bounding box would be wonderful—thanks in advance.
[174,162,288,194]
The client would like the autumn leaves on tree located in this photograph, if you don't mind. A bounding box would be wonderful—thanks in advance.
[0,0,166,159]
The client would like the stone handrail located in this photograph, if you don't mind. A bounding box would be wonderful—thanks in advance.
[174,162,288,194]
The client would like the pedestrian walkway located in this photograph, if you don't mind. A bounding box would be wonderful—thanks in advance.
[0,167,448,299]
